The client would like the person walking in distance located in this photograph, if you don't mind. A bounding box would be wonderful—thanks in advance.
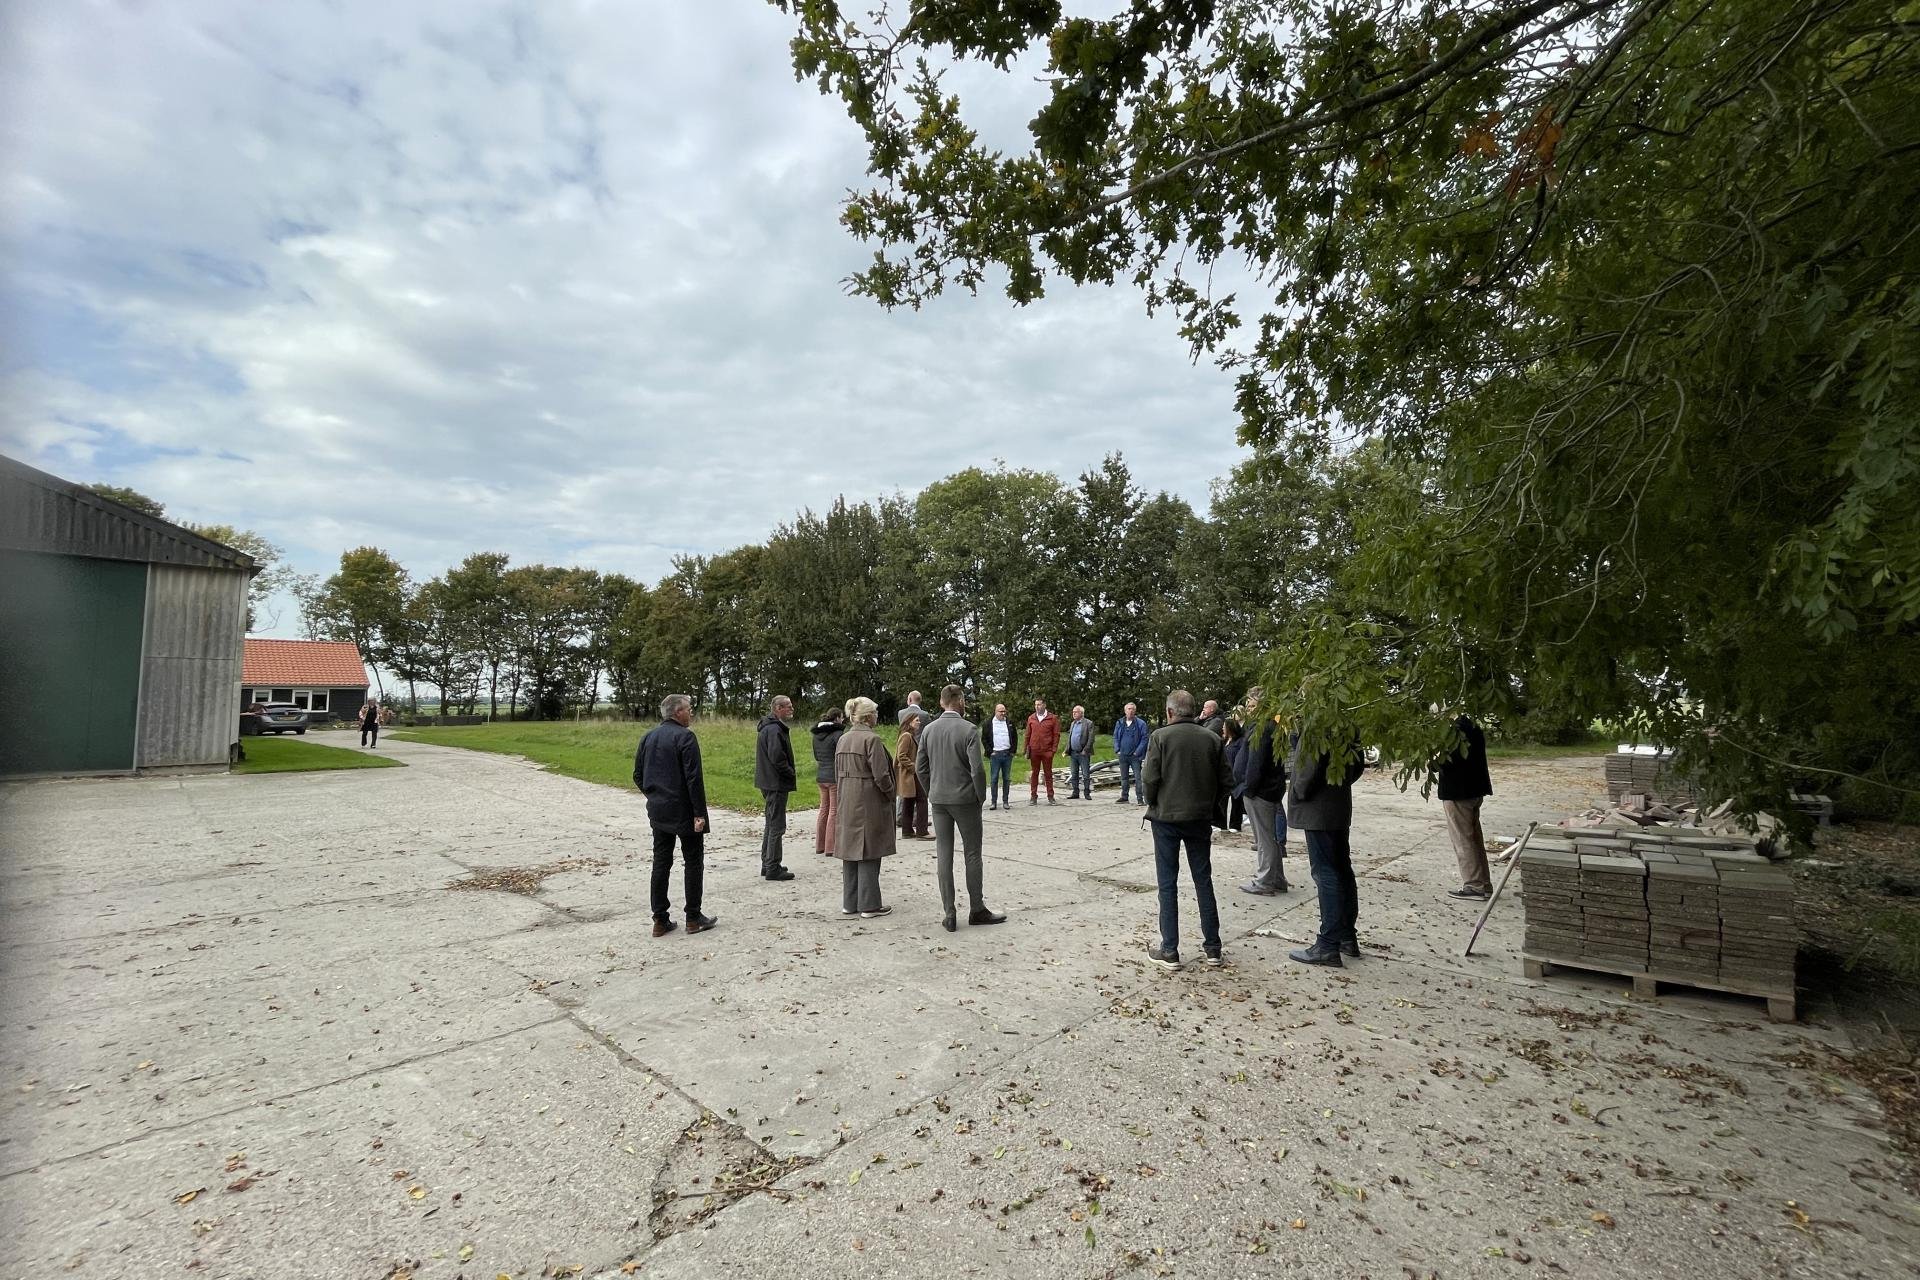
[833,697,899,917]
[916,685,1006,932]
[754,695,798,881]
[811,706,845,856]
[1066,705,1097,799]
[1287,727,1367,966]
[1435,709,1494,900]
[983,702,1018,810]
[1113,702,1148,805]
[633,694,716,937]
[895,710,931,840]
[359,698,381,748]
[1141,690,1231,971]
[1025,697,1061,805]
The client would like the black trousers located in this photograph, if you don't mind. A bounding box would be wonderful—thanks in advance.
[651,827,705,921]
[361,722,379,747]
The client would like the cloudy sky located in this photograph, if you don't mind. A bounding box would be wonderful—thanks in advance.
[1,1,1244,634]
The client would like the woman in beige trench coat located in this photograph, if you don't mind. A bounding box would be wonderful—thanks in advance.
[833,697,898,917]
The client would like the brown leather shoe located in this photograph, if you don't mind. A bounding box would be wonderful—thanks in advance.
[652,919,677,938]
[686,913,718,934]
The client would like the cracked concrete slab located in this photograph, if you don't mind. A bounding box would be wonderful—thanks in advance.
[1,739,1912,1279]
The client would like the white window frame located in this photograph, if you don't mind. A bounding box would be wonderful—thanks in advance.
[308,690,330,713]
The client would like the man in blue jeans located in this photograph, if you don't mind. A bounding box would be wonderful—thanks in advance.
[1140,689,1231,970]
[1112,702,1148,804]
[982,702,1017,810]
[1286,730,1366,966]
[1066,705,1097,798]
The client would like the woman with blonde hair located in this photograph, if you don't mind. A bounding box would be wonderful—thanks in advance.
[832,697,898,917]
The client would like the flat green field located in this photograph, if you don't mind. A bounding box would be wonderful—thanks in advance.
[1484,732,1615,759]
[392,718,1115,813]
[234,736,404,774]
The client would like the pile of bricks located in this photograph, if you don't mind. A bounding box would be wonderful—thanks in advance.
[1518,826,1797,1020]
[1603,749,1698,806]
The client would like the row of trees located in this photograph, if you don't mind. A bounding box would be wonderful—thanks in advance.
[297,451,1447,730]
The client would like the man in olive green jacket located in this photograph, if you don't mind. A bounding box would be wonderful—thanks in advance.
[1140,689,1231,971]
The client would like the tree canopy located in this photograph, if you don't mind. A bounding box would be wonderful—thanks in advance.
[774,0,1920,815]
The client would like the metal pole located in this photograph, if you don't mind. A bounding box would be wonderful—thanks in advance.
[1463,820,1539,958]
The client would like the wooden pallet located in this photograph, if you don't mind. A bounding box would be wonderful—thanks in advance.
[1523,953,1795,1023]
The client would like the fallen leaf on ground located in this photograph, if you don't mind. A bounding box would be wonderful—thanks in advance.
[1591,1211,1615,1229]
[173,1188,204,1205]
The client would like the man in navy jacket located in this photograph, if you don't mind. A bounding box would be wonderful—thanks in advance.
[634,694,715,937]
[1112,702,1149,805]
[1436,712,1494,899]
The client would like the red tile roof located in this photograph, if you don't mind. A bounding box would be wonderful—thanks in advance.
[243,639,369,688]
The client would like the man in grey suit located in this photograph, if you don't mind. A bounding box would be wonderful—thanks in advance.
[897,690,933,727]
[915,684,1008,933]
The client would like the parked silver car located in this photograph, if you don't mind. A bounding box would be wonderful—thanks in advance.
[256,703,310,735]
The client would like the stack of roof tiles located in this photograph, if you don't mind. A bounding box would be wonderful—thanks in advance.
[1519,828,1795,996]
[1603,750,1698,806]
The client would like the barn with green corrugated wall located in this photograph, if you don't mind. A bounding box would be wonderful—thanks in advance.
[0,455,256,777]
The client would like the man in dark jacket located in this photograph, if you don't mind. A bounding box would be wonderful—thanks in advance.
[754,695,798,881]
[1436,711,1494,899]
[1112,702,1148,804]
[1141,689,1231,971]
[1240,715,1291,895]
[1286,729,1367,966]
[634,693,715,937]
[1066,705,1097,799]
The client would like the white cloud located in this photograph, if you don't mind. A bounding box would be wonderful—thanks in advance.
[1,0,1248,635]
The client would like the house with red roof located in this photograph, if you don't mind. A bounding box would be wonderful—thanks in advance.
[242,639,371,722]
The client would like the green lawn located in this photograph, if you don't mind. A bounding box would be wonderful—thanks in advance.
[234,735,404,774]
[1485,732,1617,760]
[392,717,1117,813]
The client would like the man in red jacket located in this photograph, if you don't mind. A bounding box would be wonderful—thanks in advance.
[1026,697,1061,805]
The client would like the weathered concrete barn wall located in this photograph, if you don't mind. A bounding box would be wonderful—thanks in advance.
[136,565,248,769]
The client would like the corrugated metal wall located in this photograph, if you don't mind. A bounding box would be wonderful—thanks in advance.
[137,565,248,769]
[1,456,255,572]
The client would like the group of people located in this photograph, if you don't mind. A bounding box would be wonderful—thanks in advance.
[630,685,1496,975]
[633,686,1010,935]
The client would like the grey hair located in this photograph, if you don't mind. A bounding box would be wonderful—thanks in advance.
[845,695,879,726]
[660,693,692,720]
[1165,689,1197,720]
[770,694,793,713]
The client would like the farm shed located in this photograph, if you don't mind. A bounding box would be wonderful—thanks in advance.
[242,638,370,722]
[0,454,256,776]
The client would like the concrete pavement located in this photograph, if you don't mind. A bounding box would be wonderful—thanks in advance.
[1,737,1913,1278]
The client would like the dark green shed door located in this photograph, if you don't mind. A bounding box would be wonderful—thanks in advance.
[0,549,147,774]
